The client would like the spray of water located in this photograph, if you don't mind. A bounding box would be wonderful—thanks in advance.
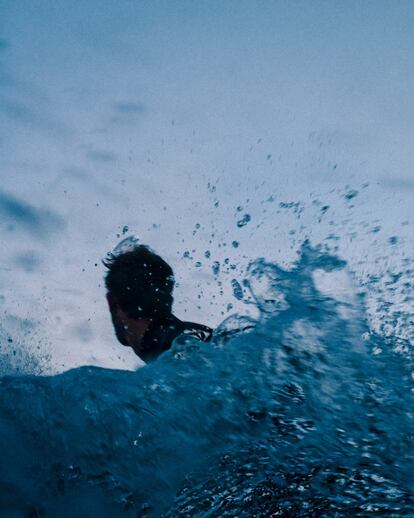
[0,244,412,516]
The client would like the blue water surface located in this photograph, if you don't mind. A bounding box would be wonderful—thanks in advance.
[0,244,412,516]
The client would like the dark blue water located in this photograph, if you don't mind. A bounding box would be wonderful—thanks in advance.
[0,244,413,516]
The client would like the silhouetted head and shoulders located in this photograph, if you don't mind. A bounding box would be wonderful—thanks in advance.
[104,243,212,363]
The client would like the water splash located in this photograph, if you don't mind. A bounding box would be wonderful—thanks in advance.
[110,235,140,256]
[0,244,412,516]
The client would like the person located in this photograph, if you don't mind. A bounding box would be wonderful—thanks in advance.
[104,243,212,363]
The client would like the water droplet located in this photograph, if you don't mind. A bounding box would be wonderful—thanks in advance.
[212,261,220,275]
[231,279,243,300]
[237,214,251,227]
[344,189,358,201]
[111,235,140,256]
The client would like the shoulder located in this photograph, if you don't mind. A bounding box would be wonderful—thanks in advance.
[179,322,213,343]
[167,315,213,343]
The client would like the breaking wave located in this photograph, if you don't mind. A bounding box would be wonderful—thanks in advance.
[0,243,413,516]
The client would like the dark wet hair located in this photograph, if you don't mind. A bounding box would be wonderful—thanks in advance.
[104,245,174,319]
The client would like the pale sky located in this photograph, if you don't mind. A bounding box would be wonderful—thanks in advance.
[0,0,413,372]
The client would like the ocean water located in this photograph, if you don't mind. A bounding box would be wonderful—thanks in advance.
[0,243,412,516]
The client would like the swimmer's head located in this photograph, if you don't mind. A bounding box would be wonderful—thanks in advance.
[104,243,174,319]
[103,244,174,349]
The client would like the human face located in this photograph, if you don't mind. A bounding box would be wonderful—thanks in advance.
[106,293,151,357]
